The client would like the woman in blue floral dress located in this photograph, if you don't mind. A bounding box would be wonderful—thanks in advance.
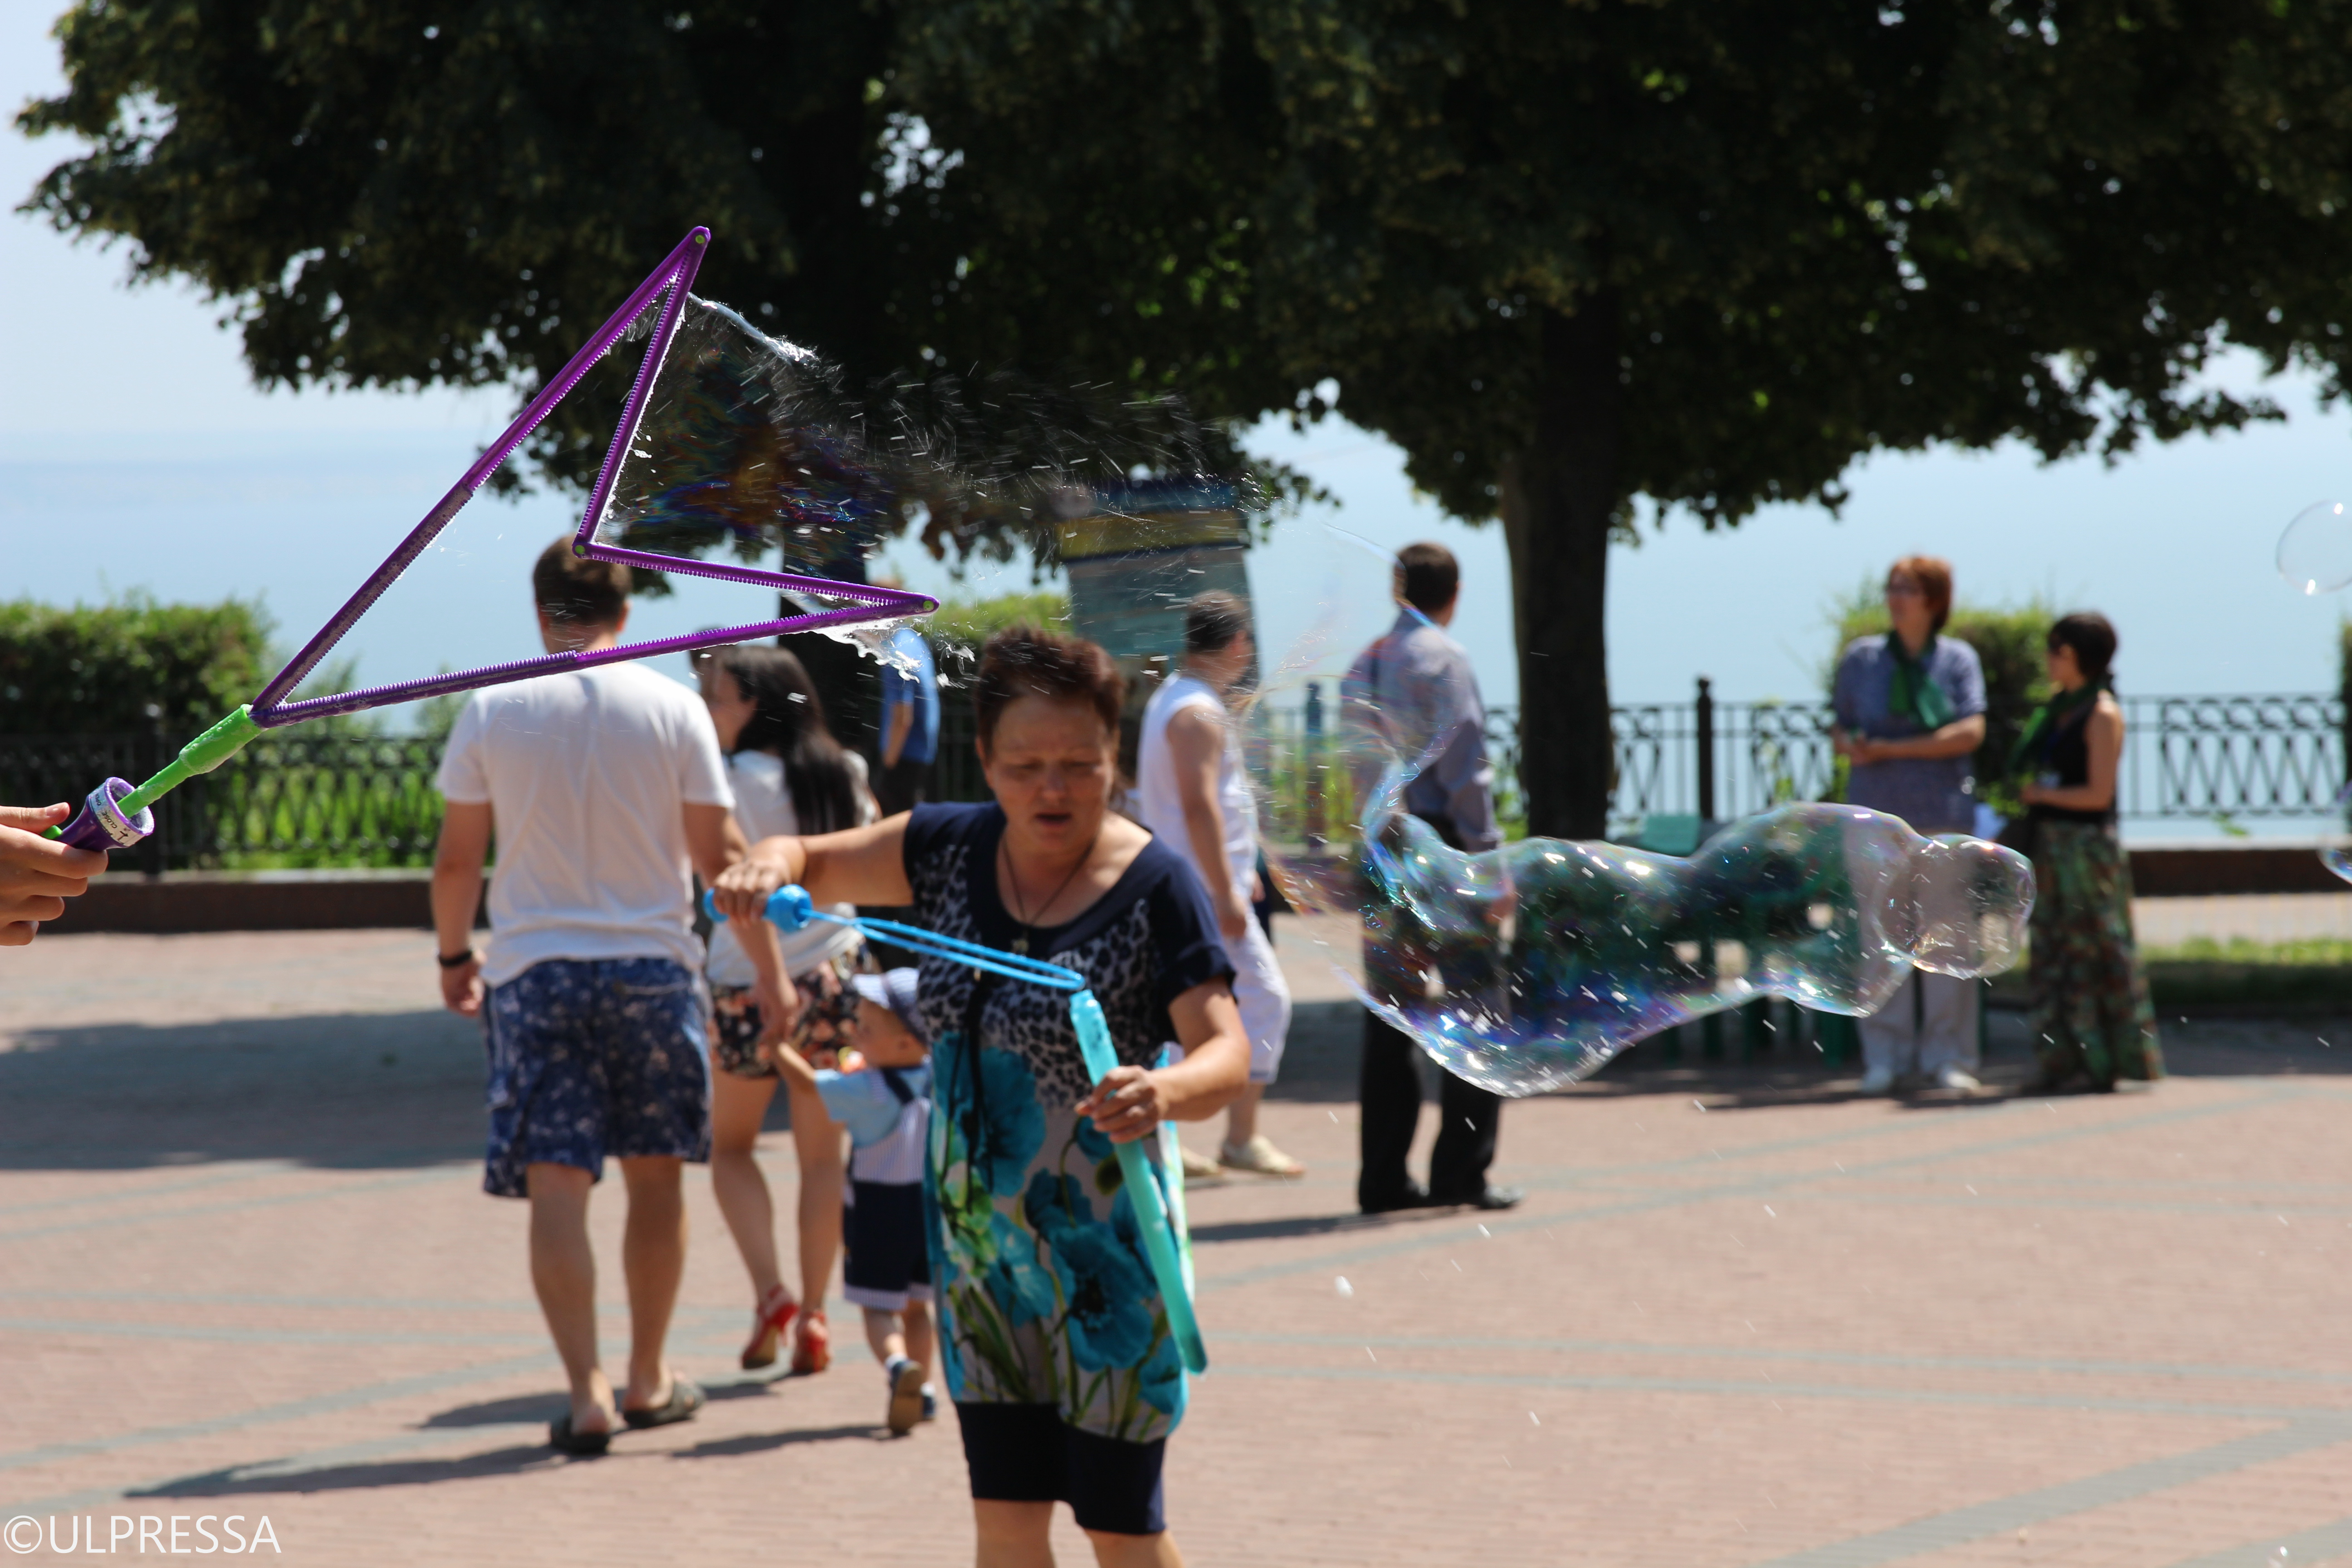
[716,627,1249,1567]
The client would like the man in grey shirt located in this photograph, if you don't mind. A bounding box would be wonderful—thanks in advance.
[1343,542,1519,1213]
[1831,555,1989,1095]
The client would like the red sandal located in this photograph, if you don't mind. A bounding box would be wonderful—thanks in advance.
[790,1308,832,1375]
[740,1285,799,1371]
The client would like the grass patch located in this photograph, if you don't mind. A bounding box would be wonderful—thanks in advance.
[1990,934,2352,1012]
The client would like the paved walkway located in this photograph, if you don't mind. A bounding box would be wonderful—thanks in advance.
[7,930,2352,1565]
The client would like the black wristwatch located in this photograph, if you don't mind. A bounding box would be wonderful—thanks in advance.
[437,947,479,969]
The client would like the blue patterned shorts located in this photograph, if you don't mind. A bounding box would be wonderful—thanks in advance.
[481,958,712,1199]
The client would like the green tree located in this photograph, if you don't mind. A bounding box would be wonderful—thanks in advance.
[34,2,2352,847]
[15,0,1268,547]
[897,0,2352,836]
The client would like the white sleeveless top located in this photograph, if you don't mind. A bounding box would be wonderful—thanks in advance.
[703,749,872,987]
[1135,671,1254,889]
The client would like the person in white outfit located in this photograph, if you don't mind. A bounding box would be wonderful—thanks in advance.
[1135,591,1303,1178]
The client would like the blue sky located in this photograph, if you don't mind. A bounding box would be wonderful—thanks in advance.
[9,0,2352,721]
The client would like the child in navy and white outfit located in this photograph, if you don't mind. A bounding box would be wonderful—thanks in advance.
[773,966,936,1435]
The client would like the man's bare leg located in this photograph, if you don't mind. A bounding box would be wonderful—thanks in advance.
[617,1155,686,1410]
[526,1161,615,1435]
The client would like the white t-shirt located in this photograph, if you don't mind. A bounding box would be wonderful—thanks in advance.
[1135,671,1254,892]
[702,748,873,987]
[436,664,732,987]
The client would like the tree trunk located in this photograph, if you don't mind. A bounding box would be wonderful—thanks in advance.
[1500,294,1623,841]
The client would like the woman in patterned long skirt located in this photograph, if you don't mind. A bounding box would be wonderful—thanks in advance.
[717,625,1249,1568]
[2015,612,2161,1091]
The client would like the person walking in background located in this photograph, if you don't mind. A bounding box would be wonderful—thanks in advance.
[1137,591,1305,1180]
[877,604,940,817]
[1346,543,1521,1215]
[697,643,879,1378]
[432,540,738,1455]
[2015,612,2162,1092]
[1832,555,1989,1095]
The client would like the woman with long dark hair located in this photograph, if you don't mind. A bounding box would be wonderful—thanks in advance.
[699,644,877,1376]
[2015,612,2161,1091]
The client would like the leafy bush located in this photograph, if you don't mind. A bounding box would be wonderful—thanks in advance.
[1827,581,2054,814]
[924,590,1073,675]
[0,596,270,734]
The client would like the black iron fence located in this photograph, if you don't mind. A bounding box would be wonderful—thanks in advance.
[1276,680,2352,832]
[0,728,447,871]
[8,682,2342,870]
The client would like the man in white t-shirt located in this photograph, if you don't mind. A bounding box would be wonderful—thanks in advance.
[431,539,751,1456]
[1135,590,1303,1178]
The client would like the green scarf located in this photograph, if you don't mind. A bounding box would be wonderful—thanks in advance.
[2008,679,2107,777]
[1885,632,1954,731]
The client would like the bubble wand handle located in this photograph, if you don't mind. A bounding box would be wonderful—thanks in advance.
[41,706,263,851]
[707,887,1210,1372]
[1068,987,1209,1374]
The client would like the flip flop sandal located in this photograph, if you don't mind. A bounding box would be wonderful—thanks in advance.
[547,1413,613,1456]
[622,1376,706,1430]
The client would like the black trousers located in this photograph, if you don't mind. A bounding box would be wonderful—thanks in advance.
[877,755,935,818]
[1358,1011,1500,1207]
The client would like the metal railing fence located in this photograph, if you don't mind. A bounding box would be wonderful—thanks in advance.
[1258,680,2351,830]
[8,682,2340,870]
[0,728,448,871]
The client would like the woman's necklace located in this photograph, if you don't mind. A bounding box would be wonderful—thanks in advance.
[1000,833,1099,955]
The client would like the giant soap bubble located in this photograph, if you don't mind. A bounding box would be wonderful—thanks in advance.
[1240,525,2034,1095]
[2278,500,2352,596]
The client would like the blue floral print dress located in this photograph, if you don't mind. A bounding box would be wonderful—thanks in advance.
[902,803,1233,1446]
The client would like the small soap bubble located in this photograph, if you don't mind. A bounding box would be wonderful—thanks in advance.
[2281,500,2352,594]
[1335,1276,1354,1297]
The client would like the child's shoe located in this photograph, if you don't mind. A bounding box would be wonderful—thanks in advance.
[885,1355,926,1436]
[791,1308,831,1375]
[920,1382,939,1422]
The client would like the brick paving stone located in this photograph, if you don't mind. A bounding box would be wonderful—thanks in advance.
[9,929,2352,1564]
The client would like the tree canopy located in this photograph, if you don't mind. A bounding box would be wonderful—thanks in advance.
[27,1,2352,831]
[892,0,2352,833]
[15,0,1263,564]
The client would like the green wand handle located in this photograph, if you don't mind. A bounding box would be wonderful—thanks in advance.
[43,706,263,849]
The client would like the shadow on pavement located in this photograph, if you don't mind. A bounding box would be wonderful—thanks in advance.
[130,1443,567,1498]
[669,1423,881,1457]
[0,1011,490,1171]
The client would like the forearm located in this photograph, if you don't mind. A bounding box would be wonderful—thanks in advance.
[430,862,482,957]
[1154,1039,1248,1121]
[883,705,911,769]
[1870,718,1983,761]
[1181,803,1239,906]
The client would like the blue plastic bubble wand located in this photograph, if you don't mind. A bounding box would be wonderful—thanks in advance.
[706,885,1209,1374]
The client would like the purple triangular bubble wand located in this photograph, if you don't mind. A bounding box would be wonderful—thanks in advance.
[47,227,936,853]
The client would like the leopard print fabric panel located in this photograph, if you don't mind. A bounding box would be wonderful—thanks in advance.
[908,842,1174,1110]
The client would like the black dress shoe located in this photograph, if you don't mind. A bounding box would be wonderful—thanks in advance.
[1433,1185,1524,1211]
[1359,1183,1432,1215]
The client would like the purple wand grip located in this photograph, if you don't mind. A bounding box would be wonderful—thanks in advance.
[55,777,155,853]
